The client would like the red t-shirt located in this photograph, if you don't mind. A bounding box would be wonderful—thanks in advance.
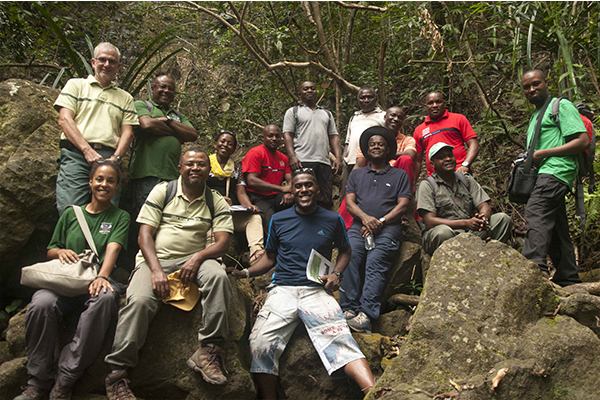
[413,110,478,175]
[242,144,291,196]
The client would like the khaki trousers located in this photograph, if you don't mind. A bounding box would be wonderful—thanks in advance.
[104,256,231,369]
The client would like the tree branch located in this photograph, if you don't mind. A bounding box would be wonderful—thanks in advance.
[188,1,297,101]
[267,60,359,94]
[244,119,265,130]
[0,63,63,70]
[311,1,339,73]
[334,1,388,12]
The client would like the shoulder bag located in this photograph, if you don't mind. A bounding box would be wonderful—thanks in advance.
[21,206,99,297]
[506,97,552,204]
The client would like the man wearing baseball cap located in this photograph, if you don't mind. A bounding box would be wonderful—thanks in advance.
[416,142,511,255]
[341,126,411,333]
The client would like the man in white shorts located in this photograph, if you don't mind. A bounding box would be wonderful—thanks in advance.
[229,168,375,398]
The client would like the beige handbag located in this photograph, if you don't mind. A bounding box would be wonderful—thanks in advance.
[21,206,99,297]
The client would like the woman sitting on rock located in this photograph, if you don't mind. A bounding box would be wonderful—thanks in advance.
[16,160,130,400]
[207,130,265,264]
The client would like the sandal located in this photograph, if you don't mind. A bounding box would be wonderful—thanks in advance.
[249,249,266,265]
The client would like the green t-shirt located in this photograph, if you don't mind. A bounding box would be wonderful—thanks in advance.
[526,97,586,185]
[48,205,130,265]
[129,99,194,181]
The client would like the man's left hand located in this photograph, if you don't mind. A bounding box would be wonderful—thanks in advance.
[320,273,340,292]
[179,254,201,286]
[281,193,294,205]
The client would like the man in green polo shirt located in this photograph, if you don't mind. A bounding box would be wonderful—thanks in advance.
[54,42,139,215]
[129,74,198,218]
[105,148,234,399]
[520,69,590,286]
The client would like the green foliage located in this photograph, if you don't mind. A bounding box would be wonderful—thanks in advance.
[0,299,23,321]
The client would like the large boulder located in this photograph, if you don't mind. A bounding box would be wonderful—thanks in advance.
[0,278,256,400]
[369,234,600,400]
[0,79,61,294]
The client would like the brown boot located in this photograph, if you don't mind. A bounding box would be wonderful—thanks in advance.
[105,370,136,400]
[13,385,46,400]
[187,343,228,385]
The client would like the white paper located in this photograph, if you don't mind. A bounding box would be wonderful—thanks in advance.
[306,249,334,284]
[229,205,249,212]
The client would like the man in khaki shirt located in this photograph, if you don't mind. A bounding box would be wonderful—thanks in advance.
[53,42,139,215]
[104,149,234,399]
[416,142,511,255]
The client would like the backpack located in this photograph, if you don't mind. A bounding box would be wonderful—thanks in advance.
[416,172,471,231]
[161,180,215,222]
[550,98,597,229]
[292,104,334,135]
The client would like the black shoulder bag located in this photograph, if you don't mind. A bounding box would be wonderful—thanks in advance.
[507,97,552,204]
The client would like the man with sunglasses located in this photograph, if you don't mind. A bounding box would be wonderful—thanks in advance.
[54,42,139,215]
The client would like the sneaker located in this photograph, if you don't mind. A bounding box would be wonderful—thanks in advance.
[187,343,228,385]
[105,370,136,400]
[343,310,356,320]
[49,381,72,400]
[13,385,46,400]
[347,312,372,333]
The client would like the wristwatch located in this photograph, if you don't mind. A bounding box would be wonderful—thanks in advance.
[332,271,343,281]
[165,115,173,126]
[461,161,470,168]
[111,154,121,163]
[379,217,387,226]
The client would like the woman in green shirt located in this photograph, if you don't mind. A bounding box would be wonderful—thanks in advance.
[16,161,130,400]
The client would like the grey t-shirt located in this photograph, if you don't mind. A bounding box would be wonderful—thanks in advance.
[416,172,490,222]
[282,104,338,165]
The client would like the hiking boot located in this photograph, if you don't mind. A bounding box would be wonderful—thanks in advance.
[105,370,136,400]
[49,381,72,400]
[348,312,372,333]
[187,343,228,385]
[343,310,356,320]
[13,385,46,400]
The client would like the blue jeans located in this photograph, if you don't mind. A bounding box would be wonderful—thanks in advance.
[339,229,400,321]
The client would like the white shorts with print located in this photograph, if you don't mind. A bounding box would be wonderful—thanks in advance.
[249,285,365,376]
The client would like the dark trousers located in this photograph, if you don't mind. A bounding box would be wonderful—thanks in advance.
[25,286,120,390]
[339,229,400,320]
[521,174,581,286]
[301,162,333,209]
[248,192,293,234]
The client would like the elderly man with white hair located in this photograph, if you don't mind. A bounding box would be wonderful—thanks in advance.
[54,42,139,215]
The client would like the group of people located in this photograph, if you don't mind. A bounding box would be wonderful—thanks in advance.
[15,41,592,400]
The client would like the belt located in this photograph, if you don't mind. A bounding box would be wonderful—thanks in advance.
[60,140,115,152]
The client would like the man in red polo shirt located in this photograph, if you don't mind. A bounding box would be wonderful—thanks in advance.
[243,124,294,232]
[413,92,480,183]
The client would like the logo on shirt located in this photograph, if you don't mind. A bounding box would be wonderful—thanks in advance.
[317,230,325,235]
[280,161,285,167]
[423,127,430,135]
[99,222,112,235]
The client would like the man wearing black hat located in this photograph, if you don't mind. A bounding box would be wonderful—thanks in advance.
[340,126,411,333]
[416,142,511,256]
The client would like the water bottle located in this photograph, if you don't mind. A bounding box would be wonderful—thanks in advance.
[365,234,375,251]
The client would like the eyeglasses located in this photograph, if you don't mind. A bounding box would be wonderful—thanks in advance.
[95,57,119,66]
[292,167,316,178]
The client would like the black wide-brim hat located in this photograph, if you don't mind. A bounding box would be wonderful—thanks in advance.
[359,126,397,162]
